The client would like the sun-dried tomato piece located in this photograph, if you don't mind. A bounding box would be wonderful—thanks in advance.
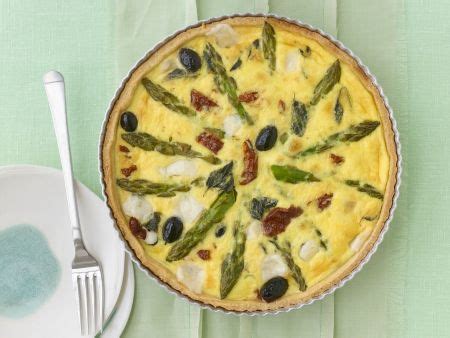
[262,205,303,237]
[129,217,146,239]
[196,132,224,154]
[317,193,333,210]
[119,145,130,153]
[190,89,218,111]
[197,249,211,260]
[238,91,259,103]
[330,153,344,165]
[240,139,258,185]
[121,164,137,177]
[278,99,286,113]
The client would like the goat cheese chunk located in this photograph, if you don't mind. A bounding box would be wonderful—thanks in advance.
[223,114,242,137]
[350,228,372,252]
[206,23,239,47]
[285,50,300,73]
[160,160,197,177]
[175,195,204,223]
[299,240,320,261]
[122,195,153,223]
[261,254,288,282]
[176,263,205,294]
[246,220,262,240]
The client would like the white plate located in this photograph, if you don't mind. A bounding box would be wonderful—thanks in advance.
[0,165,132,337]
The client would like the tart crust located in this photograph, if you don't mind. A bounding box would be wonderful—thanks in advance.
[100,15,399,313]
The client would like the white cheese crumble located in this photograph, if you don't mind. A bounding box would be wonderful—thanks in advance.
[223,114,242,137]
[176,263,205,294]
[350,228,372,252]
[122,195,153,223]
[144,231,158,245]
[175,195,204,223]
[261,254,288,282]
[299,240,320,261]
[206,23,239,48]
[160,160,197,177]
[246,220,262,240]
[285,50,300,73]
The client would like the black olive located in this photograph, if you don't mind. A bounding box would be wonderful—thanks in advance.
[162,217,183,243]
[179,48,202,72]
[255,125,278,151]
[215,224,226,238]
[260,277,288,302]
[120,111,138,132]
[143,212,161,232]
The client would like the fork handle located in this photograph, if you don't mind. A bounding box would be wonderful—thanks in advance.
[44,71,83,247]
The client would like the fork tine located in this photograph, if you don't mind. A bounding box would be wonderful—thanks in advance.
[79,276,89,335]
[95,271,104,333]
[87,272,96,334]
[72,275,83,335]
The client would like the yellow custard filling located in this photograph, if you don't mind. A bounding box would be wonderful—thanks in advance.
[113,22,389,301]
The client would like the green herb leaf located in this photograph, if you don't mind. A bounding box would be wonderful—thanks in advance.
[141,78,196,116]
[165,68,198,80]
[249,197,278,220]
[310,60,341,106]
[334,87,351,124]
[271,165,320,183]
[291,100,308,136]
[230,58,242,71]
[206,162,234,192]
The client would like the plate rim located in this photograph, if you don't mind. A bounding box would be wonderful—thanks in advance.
[0,164,128,334]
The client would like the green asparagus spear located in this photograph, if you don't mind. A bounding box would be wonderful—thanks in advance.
[262,21,276,71]
[310,60,341,106]
[345,180,384,200]
[166,189,237,261]
[220,222,246,298]
[141,78,196,117]
[203,43,253,124]
[295,120,380,157]
[122,132,220,164]
[334,87,351,124]
[116,178,190,196]
[269,240,307,291]
[271,165,320,183]
[291,99,308,136]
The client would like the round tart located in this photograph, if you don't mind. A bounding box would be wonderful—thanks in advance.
[101,15,399,313]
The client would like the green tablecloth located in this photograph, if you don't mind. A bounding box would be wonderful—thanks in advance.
[1,0,449,337]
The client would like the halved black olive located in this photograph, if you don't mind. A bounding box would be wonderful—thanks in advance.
[120,111,138,132]
[255,125,278,151]
[260,276,288,302]
[215,224,226,238]
[179,48,202,72]
[162,217,183,243]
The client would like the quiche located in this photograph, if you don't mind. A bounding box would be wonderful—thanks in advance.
[101,15,399,312]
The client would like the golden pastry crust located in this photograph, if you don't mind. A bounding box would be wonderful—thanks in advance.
[100,15,399,312]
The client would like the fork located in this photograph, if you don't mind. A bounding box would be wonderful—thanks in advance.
[44,71,104,336]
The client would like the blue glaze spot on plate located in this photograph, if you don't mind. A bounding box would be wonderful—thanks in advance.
[0,224,61,318]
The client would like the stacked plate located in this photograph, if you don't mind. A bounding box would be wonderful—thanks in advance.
[0,165,134,338]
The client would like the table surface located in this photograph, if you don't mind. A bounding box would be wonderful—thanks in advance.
[1,0,449,337]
